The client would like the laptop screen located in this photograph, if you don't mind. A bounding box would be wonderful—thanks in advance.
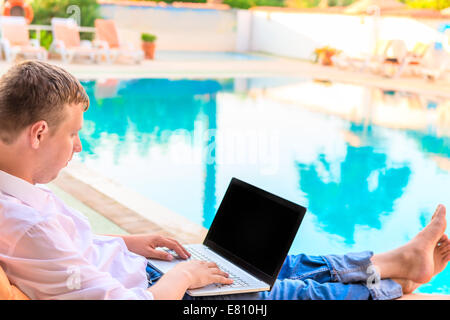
[204,178,306,287]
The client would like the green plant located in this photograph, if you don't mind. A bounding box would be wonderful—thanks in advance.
[286,0,355,7]
[141,33,157,43]
[222,0,254,9]
[155,0,207,2]
[223,0,285,9]
[313,46,341,65]
[404,0,450,9]
[31,0,102,49]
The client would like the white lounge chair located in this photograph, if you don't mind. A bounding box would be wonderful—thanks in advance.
[0,16,47,62]
[94,19,144,64]
[332,39,393,73]
[50,17,110,64]
[416,45,450,81]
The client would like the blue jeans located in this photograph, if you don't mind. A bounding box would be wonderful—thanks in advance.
[146,251,403,300]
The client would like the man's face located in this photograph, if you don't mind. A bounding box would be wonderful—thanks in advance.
[34,103,84,184]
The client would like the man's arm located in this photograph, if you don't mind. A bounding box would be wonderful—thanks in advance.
[147,268,191,299]
[11,219,154,300]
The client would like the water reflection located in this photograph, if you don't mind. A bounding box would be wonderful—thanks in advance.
[296,124,412,244]
[80,78,231,161]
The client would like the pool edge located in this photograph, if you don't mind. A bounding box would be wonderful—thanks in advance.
[53,161,207,244]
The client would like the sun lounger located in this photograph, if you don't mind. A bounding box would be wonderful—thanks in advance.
[50,18,110,64]
[94,19,144,64]
[392,42,430,78]
[0,16,47,62]
[393,42,450,80]
[332,39,393,73]
[416,45,450,81]
[374,39,410,77]
[332,39,444,79]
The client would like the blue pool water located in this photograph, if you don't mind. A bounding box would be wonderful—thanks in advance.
[77,77,450,295]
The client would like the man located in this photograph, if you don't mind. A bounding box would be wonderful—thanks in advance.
[0,60,449,300]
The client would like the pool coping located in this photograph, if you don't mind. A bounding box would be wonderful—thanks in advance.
[53,161,207,244]
[2,54,450,99]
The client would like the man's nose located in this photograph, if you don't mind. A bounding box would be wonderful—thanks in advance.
[74,135,82,153]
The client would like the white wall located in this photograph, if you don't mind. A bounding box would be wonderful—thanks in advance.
[249,11,445,60]
[100,4,237,51]
[100,3,446,59]
[235,9,252,52]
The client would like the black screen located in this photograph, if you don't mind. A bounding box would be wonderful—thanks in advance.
[205,178,306,282]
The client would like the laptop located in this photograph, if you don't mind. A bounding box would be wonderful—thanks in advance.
[147,177,307,296]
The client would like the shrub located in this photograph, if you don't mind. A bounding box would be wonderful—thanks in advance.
[158,0,207,2]
[223,0,285,9]
[404,0,450,9]
[286,0,355,7]
[141,33,157,42]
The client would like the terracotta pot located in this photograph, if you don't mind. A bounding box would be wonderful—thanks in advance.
[142,41,156,60]
[318,52,334,66]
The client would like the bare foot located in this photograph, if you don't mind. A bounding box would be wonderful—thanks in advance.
[393,278,420,294]
[434,234,450,276]
[394,233,450,294]
[371,205,447,284]
[401,204,447,283]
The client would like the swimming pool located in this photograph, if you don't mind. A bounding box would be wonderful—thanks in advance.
[77,77,450,294]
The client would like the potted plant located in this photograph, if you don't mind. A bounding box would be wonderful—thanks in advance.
[141,33,157,60]
[313,46,341,66]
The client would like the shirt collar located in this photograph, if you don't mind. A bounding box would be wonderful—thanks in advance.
[0,169,50,211]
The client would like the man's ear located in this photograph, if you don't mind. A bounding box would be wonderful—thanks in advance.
[29,120,49,149]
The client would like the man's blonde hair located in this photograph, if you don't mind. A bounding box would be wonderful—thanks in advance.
[0,60,89,144]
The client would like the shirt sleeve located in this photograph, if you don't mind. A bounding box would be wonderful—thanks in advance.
[8,217,154,300]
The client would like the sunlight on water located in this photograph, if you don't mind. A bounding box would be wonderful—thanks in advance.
[77,78,450,294]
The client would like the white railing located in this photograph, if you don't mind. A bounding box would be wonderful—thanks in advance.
[27,24,96,42]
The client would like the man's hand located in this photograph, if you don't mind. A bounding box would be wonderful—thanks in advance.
[172,260,233,289]
[120,234,191,261]
[148,260,233,299]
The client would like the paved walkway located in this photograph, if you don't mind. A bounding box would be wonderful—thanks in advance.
[1,53,450,98]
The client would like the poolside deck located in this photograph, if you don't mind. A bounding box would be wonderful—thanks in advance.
[1,52,450,98]
[53,161,207,244]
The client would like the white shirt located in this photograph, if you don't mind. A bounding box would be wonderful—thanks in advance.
[0,169,154,300]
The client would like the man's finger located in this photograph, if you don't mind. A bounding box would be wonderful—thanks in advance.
[206,262,218,268]
[165,237,191,259]
[212,275,233,285]
[160,238,189,259]
[149,248,173,261]
[212,268,229,277]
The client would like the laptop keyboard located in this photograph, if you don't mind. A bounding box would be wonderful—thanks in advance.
[161,247,249,288]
